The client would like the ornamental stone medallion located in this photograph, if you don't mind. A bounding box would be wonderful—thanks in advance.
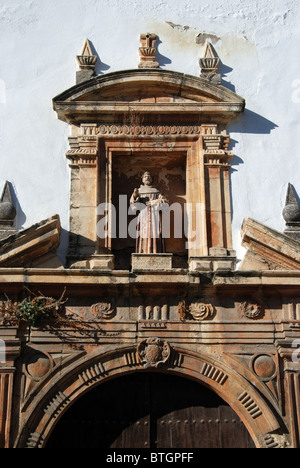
[137,338,171,369]
[240,301,263,319]
[91,302,115,320]
[189,301,215,321]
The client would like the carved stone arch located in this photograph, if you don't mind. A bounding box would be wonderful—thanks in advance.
[16,344,284,449]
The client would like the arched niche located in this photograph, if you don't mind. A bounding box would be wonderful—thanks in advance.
[53,69,245,271]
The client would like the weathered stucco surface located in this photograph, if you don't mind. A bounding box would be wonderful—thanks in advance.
[0,0,299,264]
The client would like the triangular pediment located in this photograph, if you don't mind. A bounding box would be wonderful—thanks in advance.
[240,218,300,271]
[53,69,245,125]
[0,215,62,268]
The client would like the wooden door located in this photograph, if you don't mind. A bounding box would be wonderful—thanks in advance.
[46,372,255,448]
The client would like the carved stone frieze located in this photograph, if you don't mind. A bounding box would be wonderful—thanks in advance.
[91,124,224,137]
[138,304,169,321]
[137,338,171,369]
[66,301,116,321]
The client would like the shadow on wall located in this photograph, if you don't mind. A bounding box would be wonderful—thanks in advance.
[229,109,278,136]
[88,40,110,75]
[155,37,172,67]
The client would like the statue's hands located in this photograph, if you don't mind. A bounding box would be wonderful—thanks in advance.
[133,188,139,200]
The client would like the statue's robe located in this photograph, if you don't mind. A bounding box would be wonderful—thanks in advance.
[130,186,168,254]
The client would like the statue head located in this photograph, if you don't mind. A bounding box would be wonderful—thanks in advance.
[141,172,154,186]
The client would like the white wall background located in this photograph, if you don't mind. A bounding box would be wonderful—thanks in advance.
[0,0,299,264]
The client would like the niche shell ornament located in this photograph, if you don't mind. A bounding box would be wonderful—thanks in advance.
[137,338,171,368]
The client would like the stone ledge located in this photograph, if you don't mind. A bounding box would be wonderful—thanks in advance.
[131,253,173,272]
[189,254,236,272]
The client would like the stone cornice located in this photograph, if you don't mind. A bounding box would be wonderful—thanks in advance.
[53,69,245,125]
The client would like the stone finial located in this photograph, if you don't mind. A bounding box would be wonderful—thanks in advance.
[199,42,221,84]
[0,181,17,239]
[76,39,97,84]
[138,33,159,69]
[283,184,300,241]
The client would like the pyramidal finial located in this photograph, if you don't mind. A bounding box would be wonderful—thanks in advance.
[0,181,17,235]
[81,38,94,57]
[203,42,217,60]
[283,183,300,242]
[199,41,221,84]
[1,181,14,204]
[285,183,298,207]
[76,39,98,84]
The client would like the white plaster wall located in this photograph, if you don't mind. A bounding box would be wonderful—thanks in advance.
[0,0,299,264]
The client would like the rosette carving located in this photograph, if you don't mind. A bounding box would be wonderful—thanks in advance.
[91,302,115,320]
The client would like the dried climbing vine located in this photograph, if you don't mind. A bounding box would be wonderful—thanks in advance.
[0,288,68,327]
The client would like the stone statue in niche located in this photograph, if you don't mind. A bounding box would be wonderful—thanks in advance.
[130,172,168,253]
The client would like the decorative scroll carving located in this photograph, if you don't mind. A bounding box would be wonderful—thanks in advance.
[189,301,215,321]
[91,302,115,320]
[96,124,202,135]
[137,338,171,369]
[93,124,222,136]
[178,300,215,322]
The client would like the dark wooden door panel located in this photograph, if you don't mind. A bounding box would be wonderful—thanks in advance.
[46,372,255,449]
